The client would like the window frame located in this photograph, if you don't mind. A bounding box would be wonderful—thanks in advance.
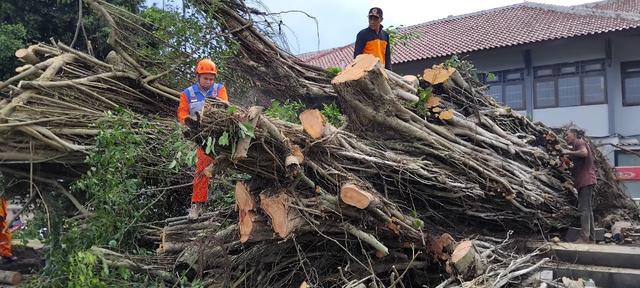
[483,69,526,110]
[532,59,607,109]
[580,60,607,105]
[533,65,557,109]
[622,60,640,106]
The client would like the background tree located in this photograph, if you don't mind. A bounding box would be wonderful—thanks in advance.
[0,23,27,81]
[0,0,144,80]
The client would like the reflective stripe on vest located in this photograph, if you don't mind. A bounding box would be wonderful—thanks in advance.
[183,83,222,117]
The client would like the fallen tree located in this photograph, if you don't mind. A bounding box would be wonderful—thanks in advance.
[152,54,636,287]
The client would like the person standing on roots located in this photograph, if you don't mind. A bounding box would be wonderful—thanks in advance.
[177,59,229,220]
[0,197,17,262]
[562,128,597,243]
[354,7,392,70]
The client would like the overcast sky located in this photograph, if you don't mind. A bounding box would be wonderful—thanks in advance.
[147,0,597,54]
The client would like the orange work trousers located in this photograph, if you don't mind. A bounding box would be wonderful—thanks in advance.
[192,146,214,203]
[0,198,12,257]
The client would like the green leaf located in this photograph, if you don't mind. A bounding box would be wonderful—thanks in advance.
[240,122,255,138]
[101,257,110,277]
[486,72,496,81]
[227,105,237,114]
[187,150,197,166]
[205,136,213,154]
[168,160,177,169]
[414,219,424,229]
[218,131,229,146]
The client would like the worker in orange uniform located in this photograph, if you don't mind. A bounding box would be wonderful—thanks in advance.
[177,59,229,220]
[0,198,16,262]
[354,7,391,70]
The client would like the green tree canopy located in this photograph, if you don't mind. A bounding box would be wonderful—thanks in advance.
[0,0,144,79]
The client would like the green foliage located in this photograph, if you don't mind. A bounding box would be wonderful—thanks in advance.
[138,5,250,100]
[216,188,236,208]
[320,103,345,127]
[265,100,345,127]
[444,55,462,68]
[0,23,27,80]
[13,208,48,242]
[28,109,193,287]
[0,0,144,80]
[239,121,256,139]
[486,72,496,82]
[265,99,305,124]
[210,172,250,209]
[218,131,230,146]
[66,251,107,288]
[324,66,342,78]
[413,219,425,229]
[443,55,488,82]
[413,86,433,116]
[384,25,419,49]
[205,136,215,155]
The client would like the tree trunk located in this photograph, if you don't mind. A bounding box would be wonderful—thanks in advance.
[449,240,485,279]
[15,47,40,65]
[340,183,378,209]
[259,190,305,238]
[299,109,326,139]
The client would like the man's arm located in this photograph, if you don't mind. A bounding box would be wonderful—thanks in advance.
[176,92,190,124]
[385,39,392,70]
[562,141,588,158]
[354,31,365,58]
[563,147,588,158]
[218,85,229,103]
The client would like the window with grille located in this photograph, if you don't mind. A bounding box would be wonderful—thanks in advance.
[622,61,640,106]
[532,60,606,109]
[483,69,525,110]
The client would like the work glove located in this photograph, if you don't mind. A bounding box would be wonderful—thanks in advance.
[184,112,202,131]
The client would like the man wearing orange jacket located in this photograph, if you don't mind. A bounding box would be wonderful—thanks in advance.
[354,7,391,70]
[0,197,16,262]
[177,59,229,220]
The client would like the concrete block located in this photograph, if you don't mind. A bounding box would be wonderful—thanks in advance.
[529,241,640,269]
[553,263,640,288]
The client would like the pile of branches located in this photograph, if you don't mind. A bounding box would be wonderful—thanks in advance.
[0,0,190,219]
[134,54,634,287]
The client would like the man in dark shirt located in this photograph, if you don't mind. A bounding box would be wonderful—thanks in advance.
[562,128,597,243]
[354,7,392,70]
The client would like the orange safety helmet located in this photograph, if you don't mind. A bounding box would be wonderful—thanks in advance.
[195,59,217,75]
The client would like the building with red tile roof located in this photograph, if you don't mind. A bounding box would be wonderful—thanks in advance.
[298,1,640,68]
[299,0,640,199]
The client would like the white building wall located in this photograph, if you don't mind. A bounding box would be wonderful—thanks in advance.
[532,105,609,136]
[611,34,640,136]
